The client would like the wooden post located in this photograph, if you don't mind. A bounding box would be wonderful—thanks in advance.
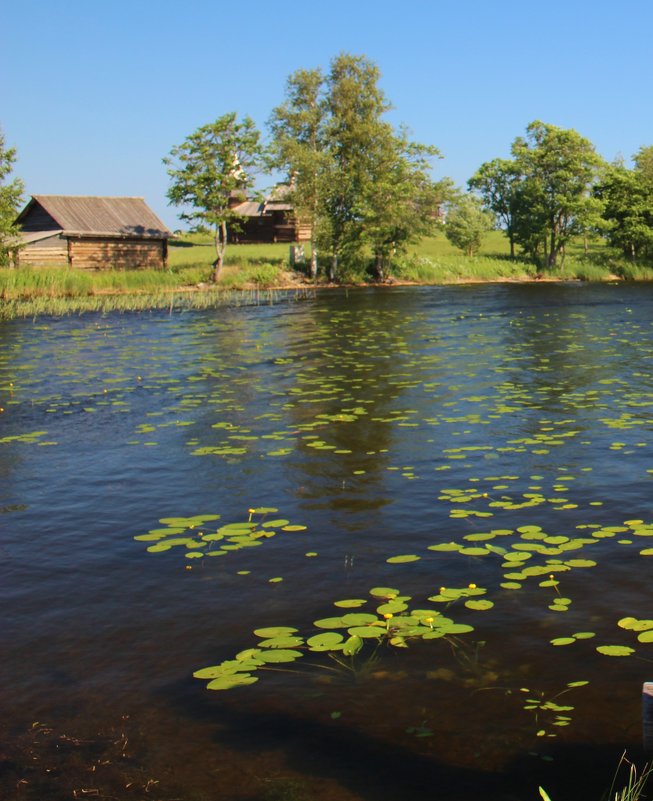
[643,682,653,753]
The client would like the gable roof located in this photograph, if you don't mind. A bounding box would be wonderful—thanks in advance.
[16,195,171,239]
[231,185,295,218]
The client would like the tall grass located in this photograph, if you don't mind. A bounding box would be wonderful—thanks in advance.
[0,265,209,299]
[0,286,316,320]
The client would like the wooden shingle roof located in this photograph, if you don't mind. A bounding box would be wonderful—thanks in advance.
[16,195,171,239]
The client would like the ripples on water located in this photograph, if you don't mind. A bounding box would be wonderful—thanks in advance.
[1,283,653,800]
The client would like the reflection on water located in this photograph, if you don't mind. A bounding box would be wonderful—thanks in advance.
[1,283,653,800]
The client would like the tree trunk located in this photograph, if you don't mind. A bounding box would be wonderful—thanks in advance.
[329,252,337,282]
[374,254,385,281]
[212,221,227,283]
[548,230,557,268]
[509,234,515,259]
[309,238,318,279]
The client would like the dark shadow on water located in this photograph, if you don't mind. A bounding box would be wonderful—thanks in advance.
[163,677,645,801]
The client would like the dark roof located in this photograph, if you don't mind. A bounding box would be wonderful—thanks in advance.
[16,195,171,239]
[231,200,264,217]
[231,185,294,218]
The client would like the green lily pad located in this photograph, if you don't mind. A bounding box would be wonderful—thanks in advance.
[596,645,636,656]
[257,649,303,664]
[342,635,363,656]
[427,542,461,552]
[206,674,259,690]
[307,632,345,651]
[618,617,653,631]
[313,616,348,629]
[346,626,383,639]
[376,600,408,615]
[386,554,421,564]
[464,600,494,611]
[369,587,400,598]
[257,636,305,649]
[340,613,379,626]
[333,599,367,608]
[253,626,299,638]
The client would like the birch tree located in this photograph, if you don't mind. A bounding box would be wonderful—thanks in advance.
[268,68,328,279]
[164,113,262,282]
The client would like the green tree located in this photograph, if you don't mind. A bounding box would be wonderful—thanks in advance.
[268,67,328,279]
[268,53,444,282]
[634,145,653,184]
[364,128,445,280]
[0,129,24,267]
[595,158,653,261]
[322,53,391,279]
[468,157,521,258]
[444,194,494,256]
[510,121,605,268]
[164,113,262,282]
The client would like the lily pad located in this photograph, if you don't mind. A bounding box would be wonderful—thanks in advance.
[596,645,636,656]
[307,632,345,651]
[386,554,421,564]
[258,649,303,664]
[333,599,367,609]
[206,674,259,690]
[253,626,299,638]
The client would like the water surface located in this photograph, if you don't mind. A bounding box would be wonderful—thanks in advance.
[2,283,653,800]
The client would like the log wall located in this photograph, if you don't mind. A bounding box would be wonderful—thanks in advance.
[69,237,166,269]
[19,234,68,266]
[19,236,167,269]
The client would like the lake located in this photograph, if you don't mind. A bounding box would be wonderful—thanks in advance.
[1,282,653,801]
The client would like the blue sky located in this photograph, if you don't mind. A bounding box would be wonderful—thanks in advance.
[3,0,652,230]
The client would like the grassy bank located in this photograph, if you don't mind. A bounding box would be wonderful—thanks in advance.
[2,231,653,319]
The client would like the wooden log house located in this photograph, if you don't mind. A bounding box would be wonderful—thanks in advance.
[229,185,311,244]
[14,195,171,269]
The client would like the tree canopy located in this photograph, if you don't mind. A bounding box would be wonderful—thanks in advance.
[445,194,494,257]
[470,121,606,269]
[268,53,444,281]
[0,128,24,267]
[164,113,262,281]
[595,153,653,261]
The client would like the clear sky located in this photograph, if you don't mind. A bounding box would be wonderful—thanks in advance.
[3,0,652,230]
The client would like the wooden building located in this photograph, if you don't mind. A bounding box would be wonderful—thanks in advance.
[14,195,171,269]
[230,185,311,244]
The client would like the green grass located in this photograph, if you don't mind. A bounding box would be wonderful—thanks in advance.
[168,233,288,272]
[0,264,208,299]
[2,228,650,320]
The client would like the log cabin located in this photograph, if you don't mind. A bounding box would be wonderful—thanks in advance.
[229,185,311,244]
[14,195,171,269]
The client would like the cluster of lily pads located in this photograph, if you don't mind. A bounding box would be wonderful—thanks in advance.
[0,430,53,445]
[193,585,480,691]
[134,508,307,561]
[517,680,589,738]
[596,617,653,657]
